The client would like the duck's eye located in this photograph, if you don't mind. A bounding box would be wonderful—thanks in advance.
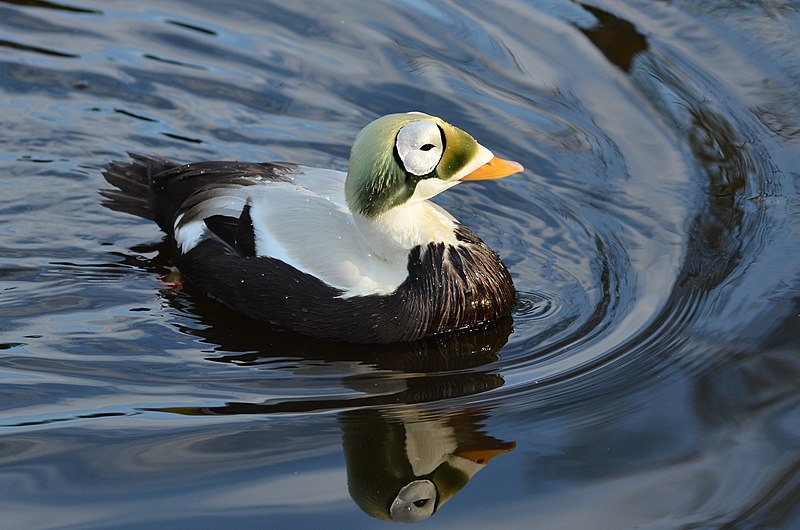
[396,121,444,176]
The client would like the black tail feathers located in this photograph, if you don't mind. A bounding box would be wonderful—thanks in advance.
[102,153,296,235]
[100,152,177,228]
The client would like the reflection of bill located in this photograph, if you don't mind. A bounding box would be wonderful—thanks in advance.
[342,408,515,523]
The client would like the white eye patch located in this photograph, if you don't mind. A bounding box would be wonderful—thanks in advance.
[395,120,444,176]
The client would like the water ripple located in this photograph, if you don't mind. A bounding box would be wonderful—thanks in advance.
[1,0,799,527]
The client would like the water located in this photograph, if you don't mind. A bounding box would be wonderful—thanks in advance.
[1,0,799,528]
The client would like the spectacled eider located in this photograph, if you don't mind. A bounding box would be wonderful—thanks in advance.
[102,112,523,343]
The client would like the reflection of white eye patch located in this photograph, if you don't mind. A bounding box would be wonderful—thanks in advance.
[390,479,438,522]
[395,121,444,176]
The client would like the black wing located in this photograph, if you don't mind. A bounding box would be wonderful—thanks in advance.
[203,204,257,258]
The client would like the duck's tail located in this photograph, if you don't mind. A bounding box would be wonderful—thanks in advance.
[100,153,177,229]
[102,153,298,235]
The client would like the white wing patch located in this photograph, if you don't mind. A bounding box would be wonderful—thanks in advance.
[247,183,409,297]
[173,214,207,254]
[285,166,349,209]
[172,166,423,298]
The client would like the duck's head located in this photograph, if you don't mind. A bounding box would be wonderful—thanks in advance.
[345,112,523,218]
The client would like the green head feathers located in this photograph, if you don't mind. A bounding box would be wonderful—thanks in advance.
[345,112,484,218]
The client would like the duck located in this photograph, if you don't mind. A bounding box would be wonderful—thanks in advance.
[102,112,523,344]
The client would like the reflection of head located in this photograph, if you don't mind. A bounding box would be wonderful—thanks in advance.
[390,479,437,522]
[342,409,514,523]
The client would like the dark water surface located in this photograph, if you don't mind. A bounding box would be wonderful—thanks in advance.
[2,0,799,528]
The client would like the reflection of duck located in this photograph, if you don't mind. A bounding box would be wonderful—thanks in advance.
[342,408,515,523]
[143,308,513,522]
[154,316,512,414]
[102,112,522,343]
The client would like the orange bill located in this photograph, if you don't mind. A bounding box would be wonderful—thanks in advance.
[460,156,524,181]
[455,442,516,465]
